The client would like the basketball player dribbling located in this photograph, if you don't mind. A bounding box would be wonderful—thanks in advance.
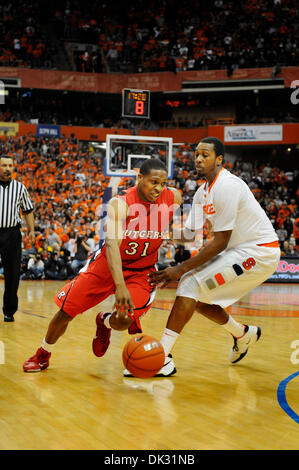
[150,137,280,371]
[23,159,182,375]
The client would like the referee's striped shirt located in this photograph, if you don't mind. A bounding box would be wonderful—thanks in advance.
[0,179,33,228]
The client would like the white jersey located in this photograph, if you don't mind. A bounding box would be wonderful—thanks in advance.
[185,167,278,249]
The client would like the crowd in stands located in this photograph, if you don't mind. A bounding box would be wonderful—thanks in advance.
[0,134,297,281]
[53,0,299,74]
[0,134,108,279]
[1,1,299,74]
[1,0,299,131]
[0,2,59,70]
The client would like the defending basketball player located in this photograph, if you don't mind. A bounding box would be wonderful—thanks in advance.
[23,159,182,375]
[150,137,281,371]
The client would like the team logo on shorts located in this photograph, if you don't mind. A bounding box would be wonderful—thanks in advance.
[57,291,66,300]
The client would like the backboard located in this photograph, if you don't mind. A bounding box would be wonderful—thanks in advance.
[105,134,173,178]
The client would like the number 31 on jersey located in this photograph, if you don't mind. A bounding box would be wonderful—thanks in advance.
[125,241,150,257]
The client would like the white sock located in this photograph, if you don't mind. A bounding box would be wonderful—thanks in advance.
[160,328,180,356]
[41,338,55,353]
[103,313,112,329]
[222,316,246,338]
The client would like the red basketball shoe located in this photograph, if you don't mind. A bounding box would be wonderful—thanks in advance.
[92,312,111,357]
[23,347,51,372]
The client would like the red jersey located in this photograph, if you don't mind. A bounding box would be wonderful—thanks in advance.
[102,185,175,269]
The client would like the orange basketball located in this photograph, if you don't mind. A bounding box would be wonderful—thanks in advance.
[122,335,165,378]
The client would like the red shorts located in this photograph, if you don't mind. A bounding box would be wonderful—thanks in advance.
[54,254,156,334]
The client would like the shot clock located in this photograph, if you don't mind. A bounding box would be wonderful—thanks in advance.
[122,88,150,119]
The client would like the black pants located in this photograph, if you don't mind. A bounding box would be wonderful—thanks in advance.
[0,227,22,317]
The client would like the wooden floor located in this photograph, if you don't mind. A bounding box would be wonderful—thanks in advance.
[0,279,298,450]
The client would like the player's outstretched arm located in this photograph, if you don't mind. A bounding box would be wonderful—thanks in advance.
[150,230,232,287]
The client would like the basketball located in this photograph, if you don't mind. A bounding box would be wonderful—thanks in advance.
[122,335,165,378]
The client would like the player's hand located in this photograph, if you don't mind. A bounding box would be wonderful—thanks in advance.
[149,266,183,288]
[114,285,135,318]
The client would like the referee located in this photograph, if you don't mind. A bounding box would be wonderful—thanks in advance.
[0,155,35,322]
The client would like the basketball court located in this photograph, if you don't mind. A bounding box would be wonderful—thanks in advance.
[0,0,297,458]
[0,280,298,450]
[1,131,298,451]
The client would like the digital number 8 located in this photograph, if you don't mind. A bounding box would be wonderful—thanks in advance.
[135,100,144,115]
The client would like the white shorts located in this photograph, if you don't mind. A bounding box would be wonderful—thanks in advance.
[176,243,280,308]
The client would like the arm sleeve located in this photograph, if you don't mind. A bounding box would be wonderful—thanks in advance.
[20,185,34,213]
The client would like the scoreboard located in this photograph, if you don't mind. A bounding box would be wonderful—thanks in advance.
[122,88,150,119]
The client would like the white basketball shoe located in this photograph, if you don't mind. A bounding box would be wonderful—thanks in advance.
[123,354,177,377]
[229,325,261,364]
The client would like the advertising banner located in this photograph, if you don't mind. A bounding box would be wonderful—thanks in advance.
[0,122,18,136]
[0,65,298,93]
[266,257,299,283]
[224,125,283,142]
[36,124,60,138]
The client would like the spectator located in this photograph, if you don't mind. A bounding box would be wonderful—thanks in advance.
[184,175,197,194]
[85,228,96,253]
[44,251,67,280]
[26,253,45,279]
[71,233,91,274]
[282,240,298,257]
[106,46,119,72]
[174,245,191,264]
[276,224,288,246]
[58,246,73,279]
[288,243,298,256]
[46,228,62,250]
[157,240,176,270]
[63,231,76,258]
[293,218,299,247]
[283,215,294,238]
